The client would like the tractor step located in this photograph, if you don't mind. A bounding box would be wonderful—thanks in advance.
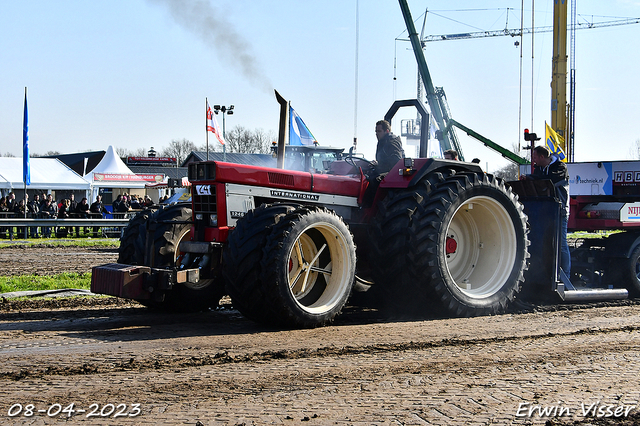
[556,270,629,302]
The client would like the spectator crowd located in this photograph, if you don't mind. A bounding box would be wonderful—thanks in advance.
[0,191,152,239]
[111,193,154,213]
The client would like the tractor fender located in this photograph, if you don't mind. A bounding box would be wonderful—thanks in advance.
[409,159,483,188]
[604,231,640,259]
[379,158,484,189]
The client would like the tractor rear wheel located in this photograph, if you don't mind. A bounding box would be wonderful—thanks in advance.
[368,184,434,313]
[608,244,640,298]
[410,171,529,316]
[261,206,356,328]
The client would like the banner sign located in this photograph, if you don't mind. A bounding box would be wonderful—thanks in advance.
[126,156,177,165]
[93,173,164,182]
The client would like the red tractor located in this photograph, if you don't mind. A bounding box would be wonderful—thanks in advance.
[92,100,530,328]
[91,0,637,327]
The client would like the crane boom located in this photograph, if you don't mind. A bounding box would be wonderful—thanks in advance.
[551,0,568,152]
[399,17,639,43]
[397,0,455,155]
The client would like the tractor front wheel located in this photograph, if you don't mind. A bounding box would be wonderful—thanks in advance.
[260,206,357,328]
[223,204,297,321]
[145,204,224,312]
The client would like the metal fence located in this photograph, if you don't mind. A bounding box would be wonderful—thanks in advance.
[0,218,132,240]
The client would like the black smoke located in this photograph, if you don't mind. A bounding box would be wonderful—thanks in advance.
[148,0,272,92]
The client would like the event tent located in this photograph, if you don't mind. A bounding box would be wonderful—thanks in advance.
[0,157,90,192]
[84,145,166,203]
[83,145,148,189]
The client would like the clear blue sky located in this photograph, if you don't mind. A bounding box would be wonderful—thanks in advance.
[1,0,639,172]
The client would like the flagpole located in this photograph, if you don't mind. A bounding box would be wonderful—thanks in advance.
[205,97,209,161]
[23,87,29,220]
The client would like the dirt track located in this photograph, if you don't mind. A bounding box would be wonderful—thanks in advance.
[1,245,640,425]
[0,244,119,277]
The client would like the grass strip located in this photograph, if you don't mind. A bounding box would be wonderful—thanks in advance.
[0,238,119,249]
[0,272,91,293]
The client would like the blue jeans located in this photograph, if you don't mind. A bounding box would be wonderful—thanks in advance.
[560,215,571,275]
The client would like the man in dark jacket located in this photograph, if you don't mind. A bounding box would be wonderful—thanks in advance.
[362,120,405,207]
[89,195,106,237]
[6,192,16,212]
[522,145,570,274]
[69,193,78,216]
[28,194,41,238]
[90,195,105,216]
[373,120,404,175]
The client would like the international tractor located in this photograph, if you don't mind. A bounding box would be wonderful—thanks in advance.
[92,88,640,328]
[91,0,639,328]
[92,120,528,328]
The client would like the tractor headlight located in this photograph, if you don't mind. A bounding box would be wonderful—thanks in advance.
[210,214,218,226]
[195,213,203,221]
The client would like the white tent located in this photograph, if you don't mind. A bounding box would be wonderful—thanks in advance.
[84,145,165,202]
[84,145,147,189]
[0,157,90,191]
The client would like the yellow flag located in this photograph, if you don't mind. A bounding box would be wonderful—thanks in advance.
[545,122,567,162]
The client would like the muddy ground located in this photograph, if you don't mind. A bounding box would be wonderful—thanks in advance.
[1,245,640,425]
[0,244,119,277]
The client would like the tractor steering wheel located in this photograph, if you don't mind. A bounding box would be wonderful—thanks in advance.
[344,146,375,169]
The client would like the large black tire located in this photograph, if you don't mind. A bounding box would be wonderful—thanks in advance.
[117,208,154,265]
[225,205,356,328]
[607,244,640,298]
[145,204,224,312]
[222,204,297,320]
[409,171,529,317]
[368,181,437,313]
[261,206,356,328]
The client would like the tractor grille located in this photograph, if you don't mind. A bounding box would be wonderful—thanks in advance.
[192,185,217,240]
[192,185,217,216]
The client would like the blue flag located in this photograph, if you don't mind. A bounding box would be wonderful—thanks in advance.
[23,88,30,186]
[289,106,316,146]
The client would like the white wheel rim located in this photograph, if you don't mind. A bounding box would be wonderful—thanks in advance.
[286,221,352,314]
[174,226,191,264]
[175,226,213,291]
[445,195,517,299]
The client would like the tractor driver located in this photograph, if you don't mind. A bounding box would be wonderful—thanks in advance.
[521,145,571,275]
[372,120,404,175]
[362,120,404,207]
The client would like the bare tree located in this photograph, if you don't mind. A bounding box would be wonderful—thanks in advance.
[31,150,61,157]
[115,147,130,158]
[224,125,275,154]
[2,152,16,157]
[115,147,147,158]
[161,139,197,165]
[493,163,520,181]
[492,142,524,181]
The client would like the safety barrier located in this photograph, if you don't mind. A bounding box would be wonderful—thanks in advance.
[0,218,132,240]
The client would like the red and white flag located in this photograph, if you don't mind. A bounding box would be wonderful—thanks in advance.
[206,101,225,145]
